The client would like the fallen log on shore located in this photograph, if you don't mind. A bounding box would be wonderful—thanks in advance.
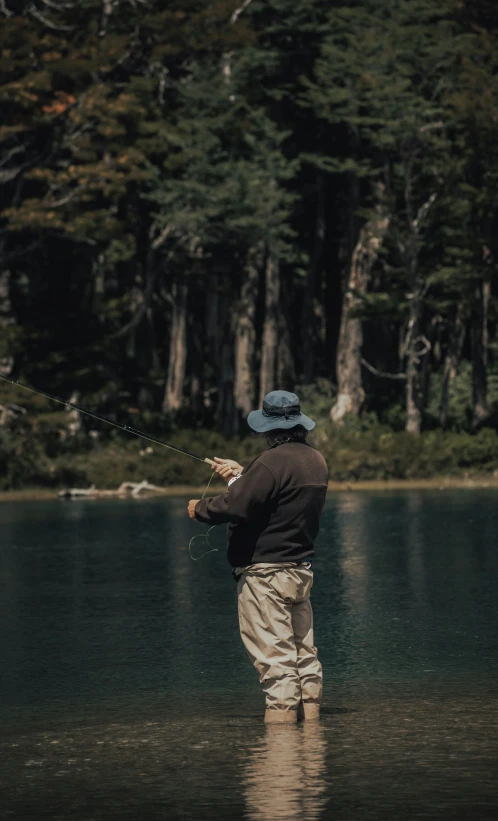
[58,480,168,499]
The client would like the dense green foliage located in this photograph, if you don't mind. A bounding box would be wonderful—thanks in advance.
[1,0,498,487]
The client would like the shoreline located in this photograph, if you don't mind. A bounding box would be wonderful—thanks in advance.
[1,474,498,502]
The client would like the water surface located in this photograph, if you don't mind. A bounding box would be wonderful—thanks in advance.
[1,491,497,820]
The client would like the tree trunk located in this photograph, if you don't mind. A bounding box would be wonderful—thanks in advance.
[404,264,424,436]
[217,332,236,435]
[278,272,296,390]
[347,170,362,262]
[420,316,439,414]
[99,0,113,37]
[186,275,205,418]
[206,275,237,432]
[302,174,325,384]
[214,282,237,434]
[325,257,342,385]
[330,195,390,423]
[402,186,437,436]
[439,306,465,429]
[92,253,106,324]
[0,270,15,377]
[470,278,490,429]
[162,280,188,414]
[234,244,262,420]
[206,276,220,365]
[405,323,422,435]
[259,252,280,406]
[189,308,204,418]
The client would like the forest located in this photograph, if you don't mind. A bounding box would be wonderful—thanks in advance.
[1,0,498,489]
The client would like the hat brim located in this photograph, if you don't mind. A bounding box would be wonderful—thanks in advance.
[247,410,316,433]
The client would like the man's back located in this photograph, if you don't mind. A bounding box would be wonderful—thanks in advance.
[226,441,328,566]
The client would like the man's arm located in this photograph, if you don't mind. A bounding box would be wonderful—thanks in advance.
[193,460,276,526]
[188,457,246,518]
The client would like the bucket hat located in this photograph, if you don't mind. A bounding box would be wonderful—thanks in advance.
[247,390,316,433]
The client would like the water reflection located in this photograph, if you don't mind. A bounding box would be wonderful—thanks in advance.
[243,722,327,821]
[336,493,371,611]
[311,490,498,692]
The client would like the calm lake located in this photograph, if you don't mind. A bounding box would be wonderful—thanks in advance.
[1,491,497,821]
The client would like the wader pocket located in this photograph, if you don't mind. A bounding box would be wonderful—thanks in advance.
[267,568,313,604]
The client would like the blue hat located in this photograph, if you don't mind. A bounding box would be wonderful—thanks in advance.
[247,390,316,433]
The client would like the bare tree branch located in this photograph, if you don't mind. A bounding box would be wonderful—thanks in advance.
[49,186,85,208]
[0,146,26,169]
[27,3,74,29]
[419,122,444,133]
[150,224,172,251]
[0,167,25,184]
[413,192,437,233]
[360,358,407,380]
[40,0,77,9]
[230,0,253,24]
[413,334,431,361]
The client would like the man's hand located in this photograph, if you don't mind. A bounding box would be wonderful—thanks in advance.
[188,499,200,519]
[212,456,244,483]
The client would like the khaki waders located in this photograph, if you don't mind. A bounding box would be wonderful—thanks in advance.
[235,563,323,722]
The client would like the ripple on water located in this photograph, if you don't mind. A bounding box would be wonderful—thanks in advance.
[1,493,498,820]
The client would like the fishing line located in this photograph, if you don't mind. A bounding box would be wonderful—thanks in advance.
[0,374,215,465]
[188,470,220,561]
[1,372,225,561]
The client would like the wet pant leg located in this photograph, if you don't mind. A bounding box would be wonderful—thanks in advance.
[292,596,323,704]
[237,571,301,712]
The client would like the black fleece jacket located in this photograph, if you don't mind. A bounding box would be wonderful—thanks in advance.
[194,442,328,567]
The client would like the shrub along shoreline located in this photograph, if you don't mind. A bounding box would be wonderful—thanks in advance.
[2,377,498,492]
[1,419,498,494]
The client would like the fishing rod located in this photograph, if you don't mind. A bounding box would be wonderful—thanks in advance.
[0,374,215,467]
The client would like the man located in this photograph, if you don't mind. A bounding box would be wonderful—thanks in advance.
[187,390,328,723]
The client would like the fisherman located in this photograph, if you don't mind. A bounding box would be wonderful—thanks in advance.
[187,390,328,724]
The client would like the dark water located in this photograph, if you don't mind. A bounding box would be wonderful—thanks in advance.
[1,491,497,821]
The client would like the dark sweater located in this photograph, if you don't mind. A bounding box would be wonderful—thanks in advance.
[195,442,328,567]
